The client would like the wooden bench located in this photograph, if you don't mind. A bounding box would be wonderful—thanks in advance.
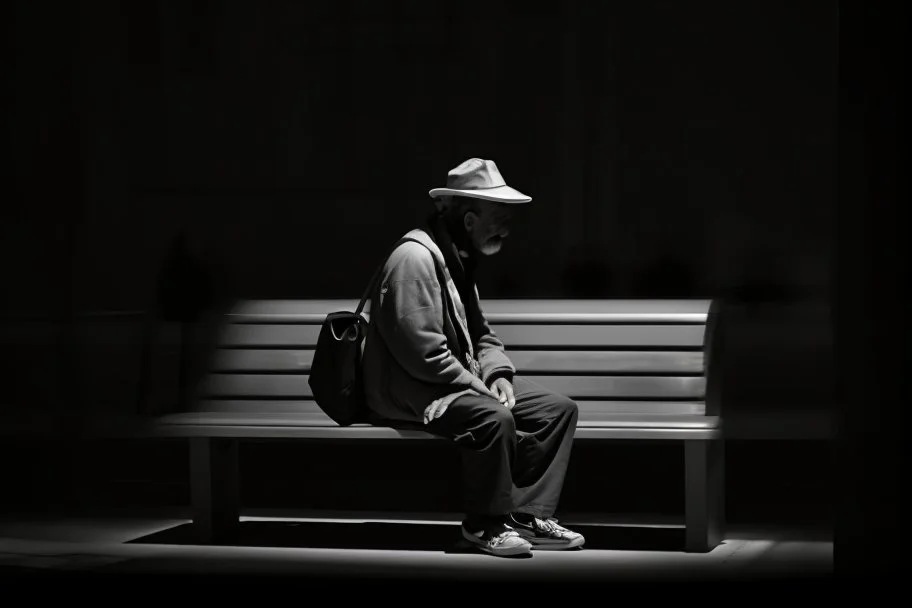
[129,298,725,552]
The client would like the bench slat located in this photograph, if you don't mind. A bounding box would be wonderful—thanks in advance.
[191,399,706,416]
[198,374,706,400]
[145,424,720,441]
[158,411,718,429]
[219,324,707,348]
[226,299,713,323]
[210,349,705,375]
[146,412,720,441]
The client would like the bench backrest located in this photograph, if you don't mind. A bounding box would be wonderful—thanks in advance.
[190,299,720,421]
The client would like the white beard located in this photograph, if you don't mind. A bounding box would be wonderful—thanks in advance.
[478,239,503,256]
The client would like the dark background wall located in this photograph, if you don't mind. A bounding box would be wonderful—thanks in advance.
[6,0,835,310]
[3,1,838,524]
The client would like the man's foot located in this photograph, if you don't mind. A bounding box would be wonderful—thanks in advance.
[461,516,533,557]
[508,513,585,550]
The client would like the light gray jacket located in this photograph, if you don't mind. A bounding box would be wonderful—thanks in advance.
[361,227,515,425]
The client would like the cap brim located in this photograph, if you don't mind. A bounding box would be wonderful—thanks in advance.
[428,185,532,204]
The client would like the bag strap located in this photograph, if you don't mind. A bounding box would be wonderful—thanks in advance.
[354,235,422,316]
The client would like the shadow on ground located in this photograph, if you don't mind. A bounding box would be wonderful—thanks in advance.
[128,521,688,552]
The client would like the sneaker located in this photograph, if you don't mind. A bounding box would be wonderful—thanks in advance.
[509,514,585,550]
[461,518,533,557]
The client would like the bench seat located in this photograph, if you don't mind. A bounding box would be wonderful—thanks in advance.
[148,410,722,440]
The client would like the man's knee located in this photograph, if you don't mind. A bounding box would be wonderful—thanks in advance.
[480,402,516,437]
[556,396,579,422]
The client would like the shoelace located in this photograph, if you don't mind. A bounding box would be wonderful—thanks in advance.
[492,524,520,545]
[535,518,568,534]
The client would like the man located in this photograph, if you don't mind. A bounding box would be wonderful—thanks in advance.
[361,158,584,557]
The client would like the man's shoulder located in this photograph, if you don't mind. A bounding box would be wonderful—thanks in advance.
[383,232,439,278]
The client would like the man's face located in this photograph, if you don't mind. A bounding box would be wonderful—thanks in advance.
[463,201,514,256]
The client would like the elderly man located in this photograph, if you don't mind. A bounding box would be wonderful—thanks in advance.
[361,158,584,557]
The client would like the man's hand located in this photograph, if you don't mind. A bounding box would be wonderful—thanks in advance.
[490,377,516,409]
[424,388,478,425]
[424,398,448,425]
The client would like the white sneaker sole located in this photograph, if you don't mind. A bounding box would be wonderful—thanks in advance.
[461,527,533,557]
[517,530,586,550]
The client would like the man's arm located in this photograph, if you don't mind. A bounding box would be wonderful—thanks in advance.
[376,244,494,396]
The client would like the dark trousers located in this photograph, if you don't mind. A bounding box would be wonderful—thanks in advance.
[425,376,579,520]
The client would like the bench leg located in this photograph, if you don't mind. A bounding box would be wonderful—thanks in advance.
[189,437,240,544]
[684,439,725,553]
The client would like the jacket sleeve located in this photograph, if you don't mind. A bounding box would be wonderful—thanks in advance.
[472,286,517,387]
[376,245,492,396]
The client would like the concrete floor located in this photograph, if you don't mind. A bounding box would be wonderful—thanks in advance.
[0,509,832,585]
